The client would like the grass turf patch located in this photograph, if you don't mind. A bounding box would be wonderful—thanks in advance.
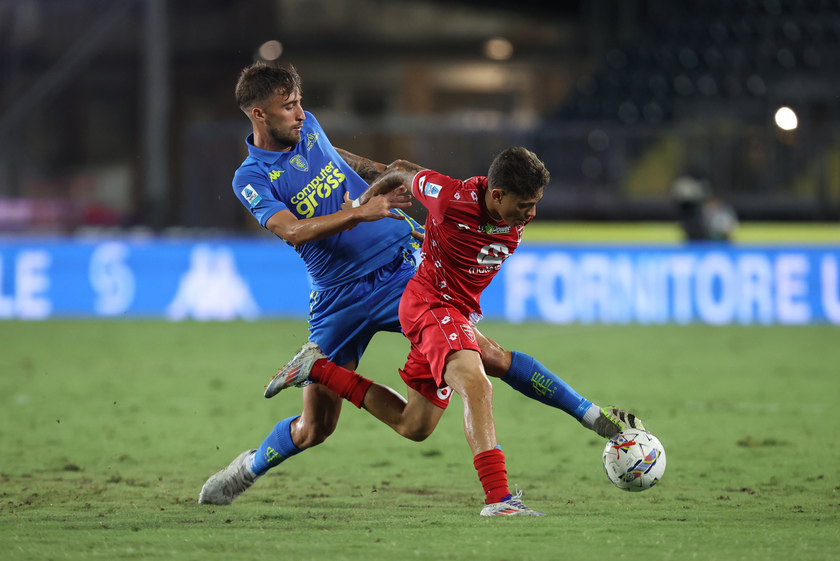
[1,320,838,560]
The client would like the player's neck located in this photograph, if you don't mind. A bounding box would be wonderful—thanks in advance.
[484,191,503,223]
[252,129,294,153]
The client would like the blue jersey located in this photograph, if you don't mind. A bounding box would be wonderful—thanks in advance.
[232,111,417,291]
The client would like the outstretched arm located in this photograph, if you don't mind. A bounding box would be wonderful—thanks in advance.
[265,185,411,246]
[335,148,387,183]
[354,159,426,207]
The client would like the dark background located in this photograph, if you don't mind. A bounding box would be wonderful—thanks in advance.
[1,0,838,234]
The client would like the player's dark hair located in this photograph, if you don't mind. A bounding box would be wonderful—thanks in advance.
[488,146,550,198]
[235,63,302,111]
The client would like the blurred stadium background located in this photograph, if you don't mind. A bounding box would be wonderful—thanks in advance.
[3,0,840,231]
[1,0,839,323]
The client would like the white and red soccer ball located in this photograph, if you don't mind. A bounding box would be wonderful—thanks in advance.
[602,428,666,492]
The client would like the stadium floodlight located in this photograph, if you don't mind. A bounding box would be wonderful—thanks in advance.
[775,106,798,131]
[258,40,283,61]
[484,38,513,61]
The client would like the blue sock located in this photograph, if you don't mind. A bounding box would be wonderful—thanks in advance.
[251,416,303,476]
[501,351,592,420]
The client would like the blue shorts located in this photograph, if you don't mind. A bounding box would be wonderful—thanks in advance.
[308,250,417,368]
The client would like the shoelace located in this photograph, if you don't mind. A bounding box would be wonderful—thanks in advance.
[507,486,542,513]
[505,486,526,507]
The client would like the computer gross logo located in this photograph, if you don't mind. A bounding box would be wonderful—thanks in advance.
[289,160,346,218]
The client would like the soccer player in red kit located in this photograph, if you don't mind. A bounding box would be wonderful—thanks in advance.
[395,147,549,515]
[268,146,553,515]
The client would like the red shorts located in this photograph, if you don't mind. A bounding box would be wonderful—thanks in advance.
[398,288,481,409]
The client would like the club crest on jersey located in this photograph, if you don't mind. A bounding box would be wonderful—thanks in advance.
[460,324,476,343]
[305,132,319,151]
[241,184,262,207]
[290,154,309,172]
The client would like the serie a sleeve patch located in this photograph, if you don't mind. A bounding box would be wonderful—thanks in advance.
[241,184,262,207]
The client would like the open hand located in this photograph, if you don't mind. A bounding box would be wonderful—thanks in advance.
[353,186,413,222]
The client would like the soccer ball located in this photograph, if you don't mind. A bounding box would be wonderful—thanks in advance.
[602,428,666,492]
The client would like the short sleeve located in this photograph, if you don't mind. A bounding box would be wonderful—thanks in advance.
[232,169,289,228]
[411,169,462,223]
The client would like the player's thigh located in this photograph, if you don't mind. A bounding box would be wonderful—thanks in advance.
[442,349,491,397]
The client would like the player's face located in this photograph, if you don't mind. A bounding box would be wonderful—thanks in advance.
[492,188,544,226]
[262,89,305,150]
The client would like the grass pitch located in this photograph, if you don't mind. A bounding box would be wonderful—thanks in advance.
[1,320,838,560]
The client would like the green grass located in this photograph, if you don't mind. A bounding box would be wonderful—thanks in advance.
[1,320,839,560]
[524,221,840,243]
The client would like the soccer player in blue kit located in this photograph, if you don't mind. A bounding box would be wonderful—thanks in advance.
[198,63,644,506]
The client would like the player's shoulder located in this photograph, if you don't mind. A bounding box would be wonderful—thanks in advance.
[232,160,272,194]
[414,169,454,199]
[303,111,322,131]
[464,175,487,189]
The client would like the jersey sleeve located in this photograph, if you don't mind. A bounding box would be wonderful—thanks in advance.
[411,169,462,223]
[232,168,289,228]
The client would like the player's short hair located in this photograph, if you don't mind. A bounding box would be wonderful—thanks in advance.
[488,146,550,198]
[235,63,302,111]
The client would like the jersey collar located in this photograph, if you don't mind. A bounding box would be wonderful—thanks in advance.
[245,133,293,165]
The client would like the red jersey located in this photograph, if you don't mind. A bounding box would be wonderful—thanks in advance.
[409,169,528,319]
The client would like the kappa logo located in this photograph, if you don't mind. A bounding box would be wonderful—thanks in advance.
[290,154,309,172]
[305,132,319,151]
[167,245,260,321]
[269,170,285,181]
[241,185,262,207]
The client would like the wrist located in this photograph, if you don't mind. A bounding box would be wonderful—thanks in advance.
[351,198,361,208]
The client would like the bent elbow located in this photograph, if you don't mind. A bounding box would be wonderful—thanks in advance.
[267,224,302,246]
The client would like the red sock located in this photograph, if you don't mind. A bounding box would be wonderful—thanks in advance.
[310,359,373,409]
[473,447,511,505]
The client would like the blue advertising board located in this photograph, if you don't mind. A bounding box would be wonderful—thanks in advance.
[1,238,839,325]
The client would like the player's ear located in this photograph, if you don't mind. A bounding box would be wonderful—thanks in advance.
[251,106,265,122]
[491,188,505,203]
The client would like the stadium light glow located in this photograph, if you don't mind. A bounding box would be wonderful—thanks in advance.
[775,106,798,130]
[258,40,283,61]
[484,38,513,61]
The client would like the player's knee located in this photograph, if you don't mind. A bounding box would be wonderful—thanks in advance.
[398,422,434,442]
[475,332,511,378]
[481,347,511,378]
[456,372,493,403]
